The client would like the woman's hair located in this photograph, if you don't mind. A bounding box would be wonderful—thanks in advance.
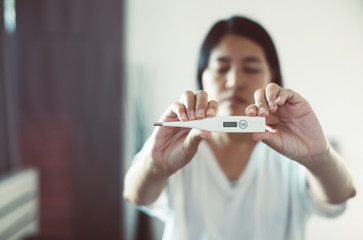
[197,16,283,89]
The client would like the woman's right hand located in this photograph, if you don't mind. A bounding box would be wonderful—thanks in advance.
[147,90,219,177]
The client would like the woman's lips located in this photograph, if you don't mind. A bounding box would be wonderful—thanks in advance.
[223,96,247,104]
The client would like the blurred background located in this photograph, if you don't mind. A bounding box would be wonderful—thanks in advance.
[0,0,362,240]
[0,0,124,240]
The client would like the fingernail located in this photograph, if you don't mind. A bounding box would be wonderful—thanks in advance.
[182,112,188,121]
[268,101,275,110]
[259,107,267,115]
[190,110,196,119]
[197,109,205,118]
[247,108,255,115]
[197,135,206,142]
[276,96,283,103]
[206,108,215,116]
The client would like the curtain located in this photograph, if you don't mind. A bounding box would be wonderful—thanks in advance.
[7,0,125,239]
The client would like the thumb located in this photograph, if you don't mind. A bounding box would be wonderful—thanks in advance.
[183,128,211,159]
[253,131,283,153]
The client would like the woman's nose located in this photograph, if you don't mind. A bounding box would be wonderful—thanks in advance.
[226,68,244,89]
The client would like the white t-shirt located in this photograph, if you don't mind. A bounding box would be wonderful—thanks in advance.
[137,140,346,240]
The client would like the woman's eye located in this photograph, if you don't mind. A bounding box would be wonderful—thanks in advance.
[217,67,229,74]
[244,68,261,74]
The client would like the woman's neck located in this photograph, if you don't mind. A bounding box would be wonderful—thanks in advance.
[206,132,258,181]
[209,132,256,149]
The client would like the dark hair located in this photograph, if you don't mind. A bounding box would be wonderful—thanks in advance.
[197,16,283,89]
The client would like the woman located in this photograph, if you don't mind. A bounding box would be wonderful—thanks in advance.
[123,16,356,240]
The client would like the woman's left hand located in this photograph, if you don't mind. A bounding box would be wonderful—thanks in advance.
[245,83,329,165]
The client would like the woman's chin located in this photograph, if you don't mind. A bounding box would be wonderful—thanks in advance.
[218,108,246,116]
[218,103,248,116]
[218,101,248,116]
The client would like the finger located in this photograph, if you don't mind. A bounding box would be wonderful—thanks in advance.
[245,104,258,116]
[169,101,188,121]
[183,128,211,159]
[254,88,269,117]
[206,100,219,117]
[159,103,177,121]
[252,130,283,153]
[275,88,296,106]
[265,83,282,112]
[179,90,196,120]
[195,90,209,119]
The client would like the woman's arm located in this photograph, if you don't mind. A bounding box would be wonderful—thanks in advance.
[305,146,355,204]
[123,149,168,206]
[123,90,218,205]
[246,83,356,203]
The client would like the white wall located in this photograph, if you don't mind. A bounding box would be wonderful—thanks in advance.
[125,0,363,239]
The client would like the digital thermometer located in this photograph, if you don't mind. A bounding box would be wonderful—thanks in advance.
[153,116,265,133]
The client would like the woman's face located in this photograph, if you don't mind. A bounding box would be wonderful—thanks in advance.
[202,34,272,116]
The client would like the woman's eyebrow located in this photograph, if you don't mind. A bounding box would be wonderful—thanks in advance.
[241,56,261,64]
[216,56,231,63]
[216,56,261,63]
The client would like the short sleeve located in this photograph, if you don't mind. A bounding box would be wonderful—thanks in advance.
[298,165,347,218]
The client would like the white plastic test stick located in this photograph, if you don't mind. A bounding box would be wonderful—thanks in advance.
[153,116,265,133]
